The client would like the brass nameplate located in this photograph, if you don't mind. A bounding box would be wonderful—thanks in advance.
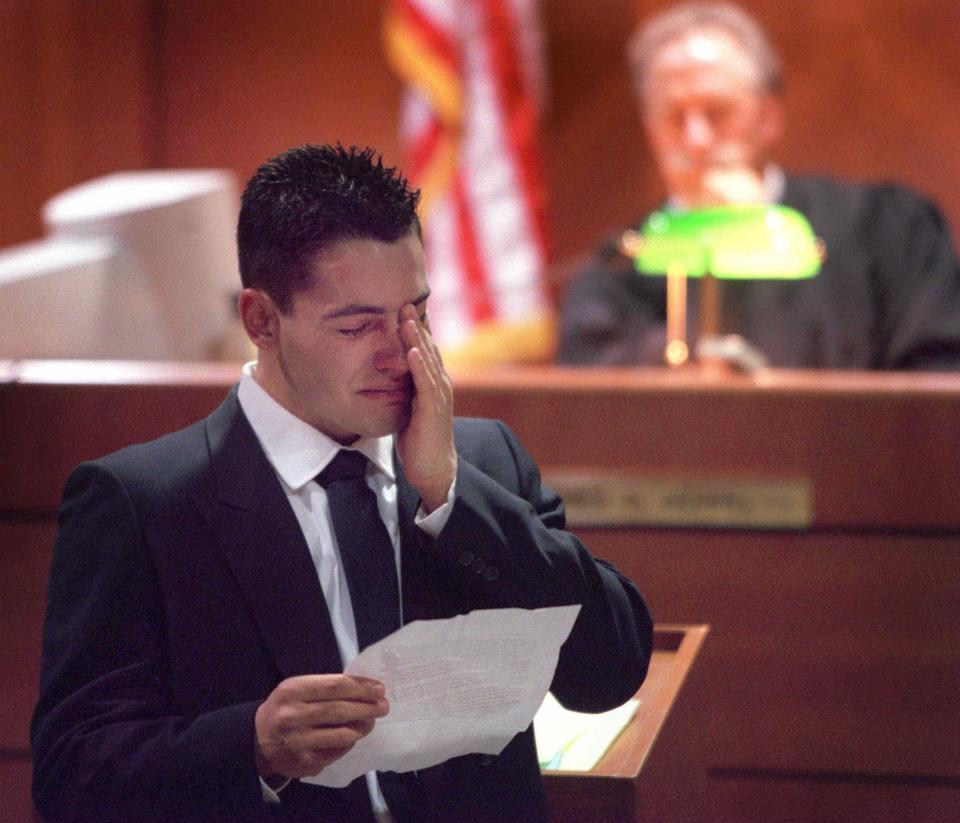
[543,471,812,529]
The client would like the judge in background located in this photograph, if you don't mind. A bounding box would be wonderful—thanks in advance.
[558,1,960,370]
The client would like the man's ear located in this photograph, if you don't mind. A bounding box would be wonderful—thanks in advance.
[238,288,281,351]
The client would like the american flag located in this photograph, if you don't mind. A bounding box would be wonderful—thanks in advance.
[384,0,554,366]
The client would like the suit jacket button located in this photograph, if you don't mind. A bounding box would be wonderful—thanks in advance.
[459,550,474,567]
[483,566,500,581]
[472,557,486,574]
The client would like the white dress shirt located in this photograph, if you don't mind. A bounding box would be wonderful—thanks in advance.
[236,362,453,819]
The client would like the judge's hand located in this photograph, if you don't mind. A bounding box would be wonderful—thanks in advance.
[397,303,457,512]
[693,166,767,207]
[254,674,388,780]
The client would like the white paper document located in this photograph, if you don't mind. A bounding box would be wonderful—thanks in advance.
[303,604,581,788]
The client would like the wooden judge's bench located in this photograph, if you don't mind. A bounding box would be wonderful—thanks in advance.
[3,361,959,822]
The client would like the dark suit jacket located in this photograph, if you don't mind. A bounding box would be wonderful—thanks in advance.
[558,174,960,370]
[32,388,653,822]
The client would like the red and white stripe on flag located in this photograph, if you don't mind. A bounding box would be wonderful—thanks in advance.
[384,0,554,367]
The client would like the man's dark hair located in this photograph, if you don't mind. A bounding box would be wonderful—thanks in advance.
[237,144,421,312]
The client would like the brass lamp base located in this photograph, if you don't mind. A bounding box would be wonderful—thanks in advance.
[662,268,766,373]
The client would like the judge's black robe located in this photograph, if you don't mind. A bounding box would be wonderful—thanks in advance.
[558,175,960,370]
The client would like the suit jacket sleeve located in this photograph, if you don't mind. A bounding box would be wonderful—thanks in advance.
[31,463,263,821]
[414,419,653,712]
[866,185,960,370]
[557,239,668,366]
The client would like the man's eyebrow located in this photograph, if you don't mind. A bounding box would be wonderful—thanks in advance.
[321,289,431,321]
[322,303,385,321]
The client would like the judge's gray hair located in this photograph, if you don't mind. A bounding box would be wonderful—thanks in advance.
[628,1,783,101]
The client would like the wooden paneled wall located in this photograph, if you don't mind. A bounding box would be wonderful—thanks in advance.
[0,1,155,249]
[1,0,958,272]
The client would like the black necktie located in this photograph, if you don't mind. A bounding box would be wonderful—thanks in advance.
[318,450,428,821]
[317,449,400,651]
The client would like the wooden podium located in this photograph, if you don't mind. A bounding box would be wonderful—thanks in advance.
[543,625,708,823]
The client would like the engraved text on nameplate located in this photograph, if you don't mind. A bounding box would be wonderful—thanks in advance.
[543,472,812,529]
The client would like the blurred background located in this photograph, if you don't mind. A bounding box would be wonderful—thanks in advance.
[3,0,958,299]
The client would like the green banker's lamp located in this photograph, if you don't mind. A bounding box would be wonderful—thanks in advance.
[622,205,823,368]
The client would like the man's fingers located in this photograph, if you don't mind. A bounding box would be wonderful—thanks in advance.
[297,696,389,727]
[267,675,389,731]
[401,313,429,363]
[275,673,385,704]
[401,305,443,369]
[402,315,442,397]
[307,717,376,747]
[269,684,388,734]
[278,717,379,777]
[406,344,437,400]
[255,677,388,779]
[394,301,457,513]
[286,717,376,753]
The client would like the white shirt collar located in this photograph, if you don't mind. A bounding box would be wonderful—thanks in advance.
[236,361,395,491]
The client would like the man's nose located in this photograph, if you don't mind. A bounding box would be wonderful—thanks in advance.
[681,110,714,151]
[373,327,410,373]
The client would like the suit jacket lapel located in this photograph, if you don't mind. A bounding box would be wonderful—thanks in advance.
[201,388,343,678]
